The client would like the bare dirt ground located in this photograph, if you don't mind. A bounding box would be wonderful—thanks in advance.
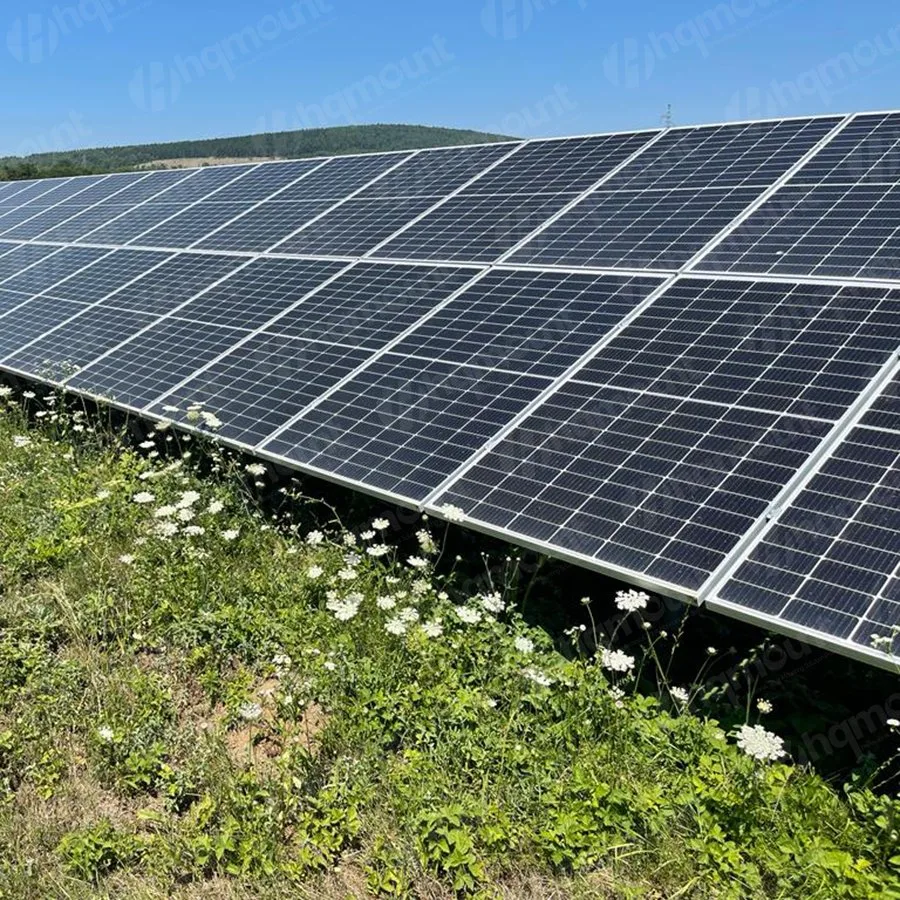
[137,156,283,169]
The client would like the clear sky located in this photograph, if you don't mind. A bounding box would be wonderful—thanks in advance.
[1,0,899,156]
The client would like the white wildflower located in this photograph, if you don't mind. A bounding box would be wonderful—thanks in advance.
[183,525,205,536]
[161,404,179,413]
[154,521,179,538]
[139,440,155,449]
[376,595,396,610]
[887,718,899,729]
[407,556,428,570]
[385,616,408,636]
[96,489,111,500]
[326,593,362,621]
[342,533,357,547]
[438,503,465,522]
[97,726,114,743]
[615,589,650,612]
[421,620,443,638]
[372,517,389,531]
[13,436,31,448]
[367,544,390,558]
[222,529,240,541]
[523,667,553,687]
[245,462,266,477]
[306,530,324,546]
[601,649,635,673]
[132,492,155,504]
[238,702,262,722]
[480,592,505,615]
[707,647,717,656]
[360,530,375,540]
[307,565,323,579]
[200,411,222,429]
[669,686,689,704]
[118,554,135,565]
[323,660,337,671]
[22,390,35,399]
[514,636,534,654]
[177,490,200,508]
[176,507,195,523]
[416,531,436,554]
[735,724,786,762]
[207,500,224,514]
[399,607,419,623]
[756,699,773,715]
[455,605,482,625]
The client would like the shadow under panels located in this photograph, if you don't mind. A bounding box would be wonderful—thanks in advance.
[431,275,900,595]
[259,270,663,502]
[145,261,477,445]
[2,252,248,384]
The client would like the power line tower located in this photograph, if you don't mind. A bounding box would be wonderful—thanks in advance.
[660,103,674,129]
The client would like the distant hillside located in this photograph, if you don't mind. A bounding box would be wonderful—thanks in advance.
[0,124,515,181]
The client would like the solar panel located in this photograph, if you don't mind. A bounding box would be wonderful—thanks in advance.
[696,183,900,280]
[264,355,550,501]
[192,200,338,252]
[434,384,831,590]
[5,112,900,670]
[95,252,248,314]
[710,421,900,659]
[376,132,654,262]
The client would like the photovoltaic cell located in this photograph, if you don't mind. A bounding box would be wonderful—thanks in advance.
[41,249,172,303]
[150,335,374,445]
[171,257,345,330]
[714,424,900,655]
[602,117,841,191]
[263,354,550,500]
[696,183,900,280]
[0,244,64,282]
[356,142,517,198]
[577,277,900,421]
[98,252,248,314]
[275,152,412,201]
[791,112,900,184]
[391,269,663,377]
[0,246,110,295]
[0,296,88,359]
[77,203,188,245]
[207,159,324,202]
[436,384,830,590]
[67,317,249,410]
[265,262,476,347]
[153,165,255,203]
[127,201,255,249]
[192,200,338,252]
[510,186,762,270]
[3,305,158,381]
[270,195,442,257]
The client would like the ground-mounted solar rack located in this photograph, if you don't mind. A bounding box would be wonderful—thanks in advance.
[2,109,900,670]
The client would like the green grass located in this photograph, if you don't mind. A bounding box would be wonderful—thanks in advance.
[0,388,898,899]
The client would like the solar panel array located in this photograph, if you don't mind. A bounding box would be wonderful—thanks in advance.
[2,110,900,669]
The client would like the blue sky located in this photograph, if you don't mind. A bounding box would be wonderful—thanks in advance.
[1,0,898,156]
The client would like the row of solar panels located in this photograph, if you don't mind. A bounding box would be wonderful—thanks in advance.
[0,112,899,280]
[0,109,899,669]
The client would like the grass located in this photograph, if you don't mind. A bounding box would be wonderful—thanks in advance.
[0,387,898,899]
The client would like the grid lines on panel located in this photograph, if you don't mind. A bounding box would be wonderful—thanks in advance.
[263,354,550,500]
[696,183,900,280]
[602,117,841,191]
[510,186,762,270]
[437,384,831,591]
[42,249,172,303]
[96,252,249,314]
[275,152,412,200]
[0,244,63,282]
[390,269,663,377]
[4,305,158,381]
[577,277,900,422]
[0,246,110,295]
[150,335,374,446]
[0,296,89,360]
[717,424,900,654]
[66,317,251,410]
